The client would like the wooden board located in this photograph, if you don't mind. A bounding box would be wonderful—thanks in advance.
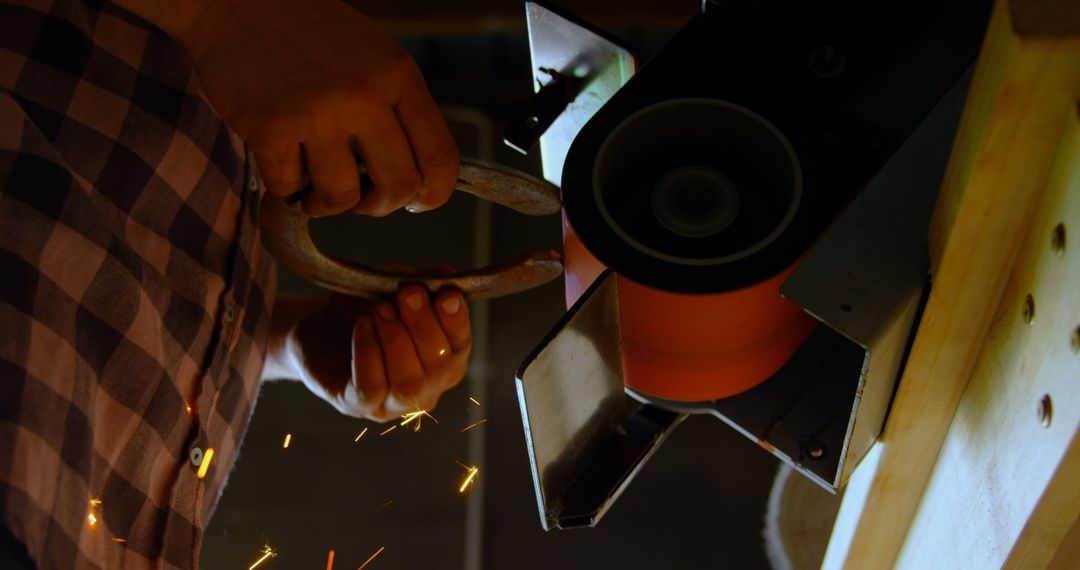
[823,1,1080,567]
[896,102,1080,570]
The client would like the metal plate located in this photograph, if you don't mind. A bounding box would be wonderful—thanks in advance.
[779,69,973,487]
[516,272,683,530]
[523,1,636,185]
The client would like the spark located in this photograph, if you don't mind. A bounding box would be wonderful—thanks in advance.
[375,499,393,512]
[399,410,439,432]
[458,464,480,493]
[460,419,487,432]
[469,397,480,406]
[326,549,335,570]
[379,425,398,436]
[88,498,102,527]
[282,433,292,449]
[111,538,127,543]
[184,403,192,416]
[196,448,214,479]
[354,427,369,442]
[248,544,277,570]
[358,546,385,569]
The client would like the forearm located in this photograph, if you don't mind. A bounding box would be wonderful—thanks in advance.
[262,295,323,382]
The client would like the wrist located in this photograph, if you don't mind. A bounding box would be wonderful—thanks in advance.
[263,295,324,381]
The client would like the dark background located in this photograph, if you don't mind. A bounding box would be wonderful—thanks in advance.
[200,2,823,568]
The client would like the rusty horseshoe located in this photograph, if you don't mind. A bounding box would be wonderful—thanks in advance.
[259,157,564,301]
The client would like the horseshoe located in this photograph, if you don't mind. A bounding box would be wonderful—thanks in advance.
[259,158,564,301]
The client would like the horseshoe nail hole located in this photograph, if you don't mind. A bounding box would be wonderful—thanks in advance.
[1022,294,1035,326]
[839,303,853,313]
[1071,326,1080,355]
[1051,223,1066,255]
[1038,394,1053,428]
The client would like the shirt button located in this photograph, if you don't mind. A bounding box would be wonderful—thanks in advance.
[223,300,237,323]
[190,447,204,467]
[248,176,259,192]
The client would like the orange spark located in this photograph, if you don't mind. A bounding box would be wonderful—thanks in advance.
[469,397,480,406]
[111,538,127,543]
[354,427,369,442]
[379,425,397,436]
[400,410,439,432]
[326,549,335,570]
[358,546,385,569]
[184,403,192,416]
[458,465,479,493]
[248,544,277,570]
[375,499,393,512]
[196,448,214,479]
[88,498,102,527]
[282,433,292,449]
[460,419,487,432]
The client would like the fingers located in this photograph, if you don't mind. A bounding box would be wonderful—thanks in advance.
[372,301,428,412]
[396,285,452,375]
[352,315,388,417]
[350,109,422,217]
[301,137,362,216]
[252,136,304,199]
[395,81,458,212]
[434,289,471,356]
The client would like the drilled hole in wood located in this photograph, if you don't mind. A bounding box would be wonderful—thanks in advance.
[1051,223,1066,255]
[1022,294,1035,326]
[1038,394,1053,428]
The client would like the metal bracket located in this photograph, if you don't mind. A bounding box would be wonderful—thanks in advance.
[516,272,685,530]
[504,1,636,185]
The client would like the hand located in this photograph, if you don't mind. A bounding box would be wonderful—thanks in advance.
[172,0,459,216]
[279,286,471,421]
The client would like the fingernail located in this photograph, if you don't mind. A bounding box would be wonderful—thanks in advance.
[384,393,407,413]
[405,292,424,312]
[377,303,396,321]
[441,296,461,315]
[405,202,428,214]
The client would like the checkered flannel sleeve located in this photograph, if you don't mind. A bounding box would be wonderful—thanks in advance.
[0,1,277,568]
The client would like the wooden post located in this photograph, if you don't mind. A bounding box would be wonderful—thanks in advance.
[824,1,1080,568]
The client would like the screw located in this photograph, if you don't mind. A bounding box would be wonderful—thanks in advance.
[808,45,846,79]
[525,115,540,128]
[1051,223,1066,255]
[1023,294,1035,326]
[808,444,825,459]
[1038,394,1053,428]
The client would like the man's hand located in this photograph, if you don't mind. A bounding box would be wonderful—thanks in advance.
[267,286,471,421]
[125,0,459,217]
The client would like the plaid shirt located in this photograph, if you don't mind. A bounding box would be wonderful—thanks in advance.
[0,1,277,568]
